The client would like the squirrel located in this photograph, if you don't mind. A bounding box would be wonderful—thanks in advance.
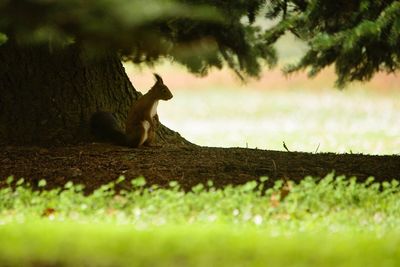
[90,73,173,147]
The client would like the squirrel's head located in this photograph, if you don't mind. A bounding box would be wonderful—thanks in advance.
[151,73,173,100]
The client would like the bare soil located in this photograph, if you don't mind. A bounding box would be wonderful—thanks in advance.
[1,143,399,192]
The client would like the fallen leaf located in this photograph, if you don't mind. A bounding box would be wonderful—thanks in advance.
[42,207,56,217]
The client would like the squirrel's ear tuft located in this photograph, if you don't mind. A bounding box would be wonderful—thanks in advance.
[153,73,163,84]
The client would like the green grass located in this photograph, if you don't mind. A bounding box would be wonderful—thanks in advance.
[1,175,400,266]
[1,223,400,267]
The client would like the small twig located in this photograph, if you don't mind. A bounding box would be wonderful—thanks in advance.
[47,156,73,160]
[283,141,290,152]
[282,0,288,19]
[314,143,320,154]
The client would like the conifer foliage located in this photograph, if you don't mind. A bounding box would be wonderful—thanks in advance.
[0,0,275,79]
[1,0,399,86]
[265,0,400,87]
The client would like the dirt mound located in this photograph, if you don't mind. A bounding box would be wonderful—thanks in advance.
[1,144,399,192]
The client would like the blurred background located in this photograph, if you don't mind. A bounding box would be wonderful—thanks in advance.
[125,34,400,155]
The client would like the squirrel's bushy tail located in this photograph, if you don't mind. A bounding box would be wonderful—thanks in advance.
[90,111,127,146]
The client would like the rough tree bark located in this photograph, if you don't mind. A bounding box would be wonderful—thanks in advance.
[0,39,188,146]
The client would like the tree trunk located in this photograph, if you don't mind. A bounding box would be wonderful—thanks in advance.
[0,39,189,146]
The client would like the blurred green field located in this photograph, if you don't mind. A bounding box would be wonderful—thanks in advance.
[1,176,400,266]
[1,222,400,267]
[158,87,400,154]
